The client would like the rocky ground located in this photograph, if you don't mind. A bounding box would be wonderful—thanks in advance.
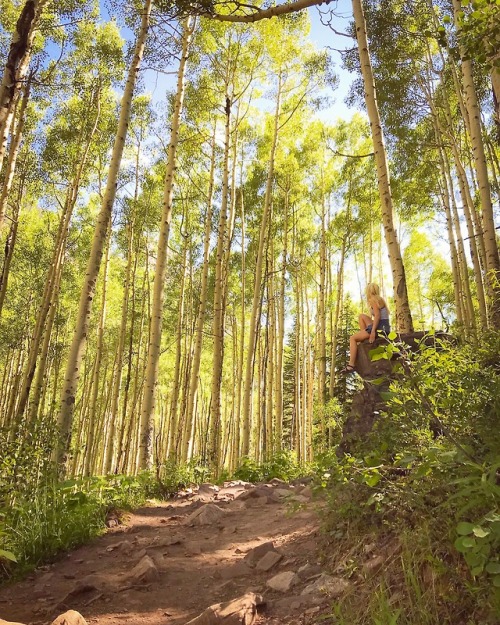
[0,478,358,625]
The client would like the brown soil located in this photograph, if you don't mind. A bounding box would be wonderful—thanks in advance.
[0,481,331,625]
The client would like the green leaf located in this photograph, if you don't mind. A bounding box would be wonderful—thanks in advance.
[0,549,17,563]
[493,575,500,588]
[380,391,397,401]
[473,526,490,538]
[455,536,476,553]
[456,522,475,535]
[485,562,500,574]
[371,377,386,385]
[364,473,381,487]
[388,331,397,340]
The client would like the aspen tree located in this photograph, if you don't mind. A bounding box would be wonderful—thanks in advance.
[452,0,500,326]
[209,94,232,471]
[351,0,413,332]
[0,74,30,226]
[14,84,103,425]
[57,0,153,469]
[138,16,194,470]
[181,125,216,462]
[0,0,48,183]
[242,72,282,456]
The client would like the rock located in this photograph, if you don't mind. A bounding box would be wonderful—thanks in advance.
[271,594,319,613]
[291,495,309,504]
[256,551,283,571]
[269,478,287,486]
[301,574,350,598]
[244,541,276,566]
[291,476,313,487]
[0,620,27,625]
[223,480,252,489]
[227,500,247,511]
[363,555,384,575]
[51,612,88,625]
[297,563,323,579]
[184,592,264,625]
[198,483,220,496]
[184,504,227,526]
[337,385,386,456]
[56,578,104,612]
[273,488,293,499]
[299,486,313,499]
[126,555,158,585]
[266,571,299,593]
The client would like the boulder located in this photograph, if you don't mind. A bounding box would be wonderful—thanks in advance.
[51,612,87,625]
[126,555,159,585]
[337,385,386,456]
[184,504,226,526]
[0,620,27,625]
[244,541,276,567]
[255,551,283,571]
[355,331,453,380]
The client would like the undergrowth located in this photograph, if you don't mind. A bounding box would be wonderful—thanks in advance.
[317,332,500,624]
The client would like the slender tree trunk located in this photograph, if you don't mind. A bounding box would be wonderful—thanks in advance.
[0,193,21,318]
[351,0,413,332]
[103,220,134,473]
[83,230,110,475]
[0,1,47,181]
[275,190,288,450]
[57,0,153,470]
[167,234,188,459]
[181,125,217,463]
[317,184,327,408]
[0,74,30,225]
[209,97,232,471]
[242,72,282,455]
[138,16,194,470]
[452,0,500,325]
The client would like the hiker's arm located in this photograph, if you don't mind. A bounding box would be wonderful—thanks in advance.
[370,300,380,343]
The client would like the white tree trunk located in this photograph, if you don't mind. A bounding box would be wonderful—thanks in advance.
[351,0,413,332]
[452,0,500,325]
[138,16,194,470]
[57,0,153,470]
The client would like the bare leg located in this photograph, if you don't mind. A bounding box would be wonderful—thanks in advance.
[349,329,370,367]
[359,313,372,330]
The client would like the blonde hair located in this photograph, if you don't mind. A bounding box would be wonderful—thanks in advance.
[366,283,387,309]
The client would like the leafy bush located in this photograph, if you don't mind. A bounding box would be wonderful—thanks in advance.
[318,334,500,621]
[0,473,153,580]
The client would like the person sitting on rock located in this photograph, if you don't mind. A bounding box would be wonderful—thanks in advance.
[340,282,391,374]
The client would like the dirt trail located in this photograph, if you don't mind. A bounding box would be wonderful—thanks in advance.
[0,480,333,625]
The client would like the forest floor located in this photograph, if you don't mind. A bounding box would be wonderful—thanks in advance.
[0,479,342,625]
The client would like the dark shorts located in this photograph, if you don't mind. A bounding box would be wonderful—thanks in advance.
[365,319,391,335]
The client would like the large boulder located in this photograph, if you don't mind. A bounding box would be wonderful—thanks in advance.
[355,331,452,380]
[339,331,453,454]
